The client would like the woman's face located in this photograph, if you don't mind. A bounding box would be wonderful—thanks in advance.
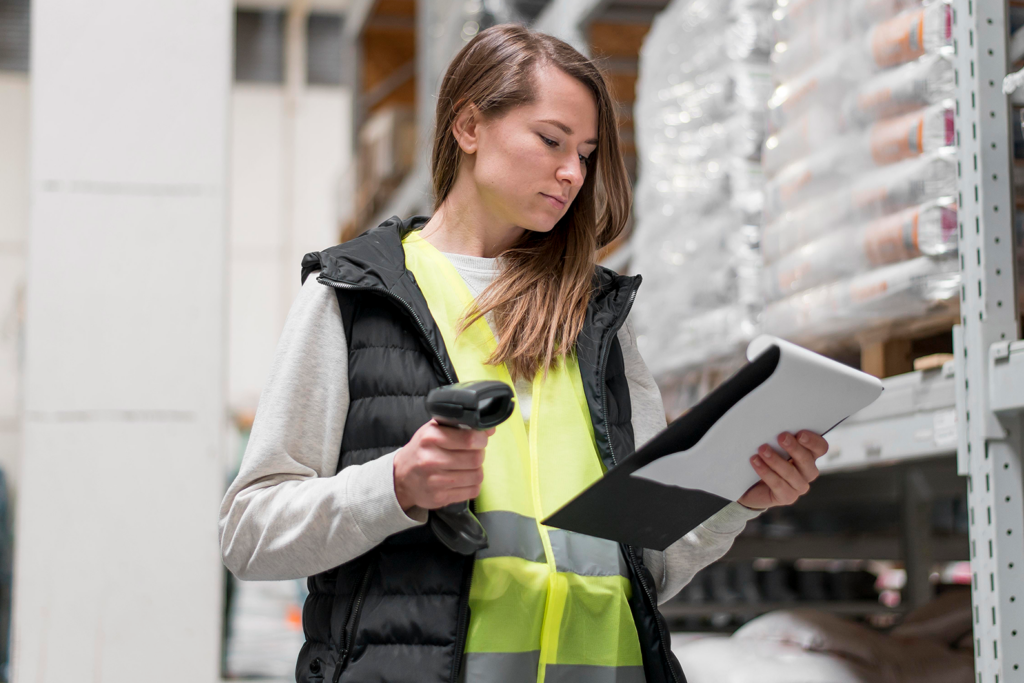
[466,64,599,234]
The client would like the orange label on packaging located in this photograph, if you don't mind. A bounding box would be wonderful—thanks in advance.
[782,77,819,115]
[852,185,890,210]
[869,111,925,164]
[779,170,814,205]
[777,261,813,292]
[871,9,926,68]
[863,209,921,264]
[858,86,894,114]
[850,280,889,303]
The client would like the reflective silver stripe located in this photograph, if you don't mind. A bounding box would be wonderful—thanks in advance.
[463,651,540,682]
[464,655,644,683]
[545,664,647,683]
[549,530,630,578]
[475,511,629,578]
[476,511,545,563]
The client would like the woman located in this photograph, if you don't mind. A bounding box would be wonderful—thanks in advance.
[219,24,828,683]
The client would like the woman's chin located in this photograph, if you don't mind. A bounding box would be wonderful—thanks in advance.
[520,214,560,235]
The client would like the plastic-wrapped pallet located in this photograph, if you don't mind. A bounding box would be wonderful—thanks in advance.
[760,0,960,341]
[631,0,773,376]
[761,255,961,342]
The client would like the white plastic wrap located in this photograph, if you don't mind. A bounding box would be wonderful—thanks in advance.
[768,1,952,130]
[764,102,954,216]
[632,211,762,370]
[774,0,919,44]
[639,303,763,378]
[1004,67,1024,95]
[639,63,773,159]
[762,106,844,176]
[764,58,955,173]
[864,1,952,69]
[631,0,773,373]
[633,212,761,315]
[844,53,955,125]
[761,255,960,341]
[762,148,958,260]
[762,199,958,300]
[773,0,920,80]
[768,43,875,131]
[631,0,963,369]
[756,0,960,347]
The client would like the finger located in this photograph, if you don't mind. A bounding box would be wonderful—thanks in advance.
[435,485,482,507]
[433,448,486,470]
[434,426,490,450]
[776,432,820,483]
[430,468,484,490]
[737,481,771,511]
[750,455,799,505]
[796,430,829,458]
[758,445,810,496]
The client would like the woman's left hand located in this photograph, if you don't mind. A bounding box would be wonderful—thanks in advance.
[737,431,829,510]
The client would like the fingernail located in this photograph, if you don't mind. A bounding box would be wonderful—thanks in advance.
[799,433,810,445]
[762,448,773,459]
[750,456,761,466]
[781,433,793,445]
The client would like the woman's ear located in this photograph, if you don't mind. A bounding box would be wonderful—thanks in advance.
[452,103,481,154]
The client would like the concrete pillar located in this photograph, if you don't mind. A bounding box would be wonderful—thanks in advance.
[227,17,352,419]
[13,1,231,680]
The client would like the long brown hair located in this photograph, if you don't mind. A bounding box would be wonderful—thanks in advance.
[432,24,631,382]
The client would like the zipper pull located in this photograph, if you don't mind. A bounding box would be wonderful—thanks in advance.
[332,651,347,683]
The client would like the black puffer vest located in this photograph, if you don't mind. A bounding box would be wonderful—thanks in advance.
[295,215,684,683]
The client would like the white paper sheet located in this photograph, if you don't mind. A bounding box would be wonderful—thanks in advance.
[631,335,884,501]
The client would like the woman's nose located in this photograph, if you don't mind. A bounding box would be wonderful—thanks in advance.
[556,156,584,187]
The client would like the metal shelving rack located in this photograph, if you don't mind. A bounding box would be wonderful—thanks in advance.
[820,364,958,473]
[951,0,1024,678]
[820,0,1024,675]
[761,0,1024,673]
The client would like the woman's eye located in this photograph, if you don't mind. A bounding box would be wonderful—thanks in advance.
[540,135,558,148]
[579,154,590,167]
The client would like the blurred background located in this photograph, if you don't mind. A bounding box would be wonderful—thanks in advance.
[1,0,1022,681]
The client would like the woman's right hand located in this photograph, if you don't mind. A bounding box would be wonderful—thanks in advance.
[393,420,494,512]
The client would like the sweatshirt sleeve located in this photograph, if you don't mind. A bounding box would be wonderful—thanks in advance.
[219,271,426,582]
[617,315,762,604]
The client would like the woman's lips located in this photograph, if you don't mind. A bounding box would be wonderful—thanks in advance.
[542,193,566,209]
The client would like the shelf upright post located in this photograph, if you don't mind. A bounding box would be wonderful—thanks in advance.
[952,0,1024,678]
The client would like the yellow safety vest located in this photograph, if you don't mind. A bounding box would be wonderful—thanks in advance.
[402,231,645,683]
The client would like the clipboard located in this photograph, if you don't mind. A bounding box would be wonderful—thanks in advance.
[541,335,884,550]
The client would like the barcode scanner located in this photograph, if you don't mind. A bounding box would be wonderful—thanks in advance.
[425,380,516,555]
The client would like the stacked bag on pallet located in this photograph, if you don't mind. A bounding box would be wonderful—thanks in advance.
[761,0,961,342]
[630,0,774,376]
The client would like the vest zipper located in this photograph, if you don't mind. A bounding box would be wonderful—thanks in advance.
[600,280,678,683]
[449,556,475,683]
[625,545,678,683]
[333,562,375,683]
[600,280,640,469]
[316,277,457,385]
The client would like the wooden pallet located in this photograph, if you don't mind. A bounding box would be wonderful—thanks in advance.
[798,303,960,379]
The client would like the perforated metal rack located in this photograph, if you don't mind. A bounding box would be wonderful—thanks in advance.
[785,0,1024,673]
[951,0,1024,678]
